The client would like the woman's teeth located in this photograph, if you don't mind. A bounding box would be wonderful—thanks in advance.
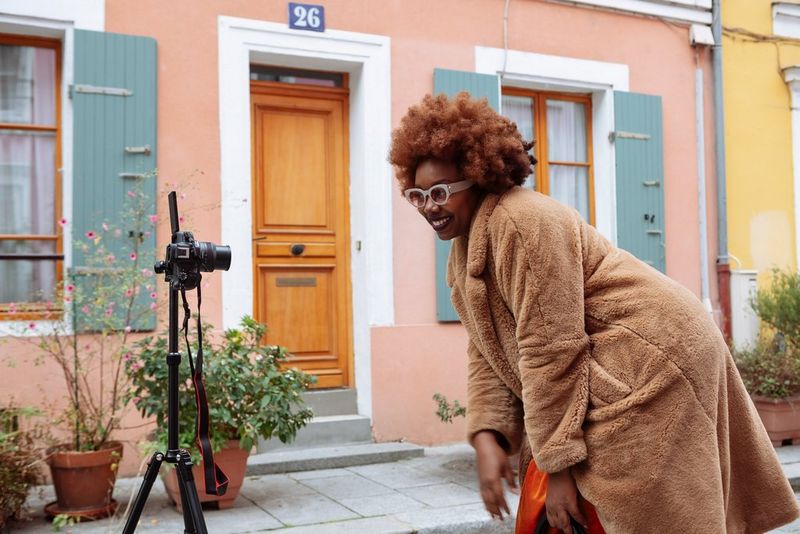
[431,216,452,230]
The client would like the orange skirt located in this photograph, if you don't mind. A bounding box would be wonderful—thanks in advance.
[515,460,605,534]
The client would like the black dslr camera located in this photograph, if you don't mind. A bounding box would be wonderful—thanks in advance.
[153,192,231,290]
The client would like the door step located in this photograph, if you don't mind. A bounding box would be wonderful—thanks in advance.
[257,414,373,452]
[246,441,425,475]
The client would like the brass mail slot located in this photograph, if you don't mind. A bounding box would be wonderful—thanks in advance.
[276,277,317,287]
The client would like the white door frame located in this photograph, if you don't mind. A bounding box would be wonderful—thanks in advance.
[218,17,393,418]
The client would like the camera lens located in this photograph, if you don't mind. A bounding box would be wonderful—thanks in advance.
[196,241,232,272]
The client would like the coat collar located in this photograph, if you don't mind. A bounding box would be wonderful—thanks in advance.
[465,192,501,277]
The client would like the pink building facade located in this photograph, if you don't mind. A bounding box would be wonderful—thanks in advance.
[0,0,719,475]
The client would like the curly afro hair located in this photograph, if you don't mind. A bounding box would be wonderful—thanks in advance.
[389,92,535,194]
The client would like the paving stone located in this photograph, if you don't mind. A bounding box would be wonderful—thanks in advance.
[391,502,514,534]
[300,473,395,500]
[254,492,360,526]
[398,483,482,508]
[273,515,413,533]
[347,463,443,489]
[288,468,352,480]
[240,473,317,501]
[336,492,428,517]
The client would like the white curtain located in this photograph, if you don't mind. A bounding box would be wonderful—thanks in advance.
[0,45,57,304]
[547,100,590,221]
[501,95,536,190]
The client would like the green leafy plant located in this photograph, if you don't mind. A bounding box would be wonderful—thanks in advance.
[0,405,44,529]
[433,393,466,423]
[7,178,158,452]
[734,337,800,399]
[126,316,315,460]
[751,267,800,349]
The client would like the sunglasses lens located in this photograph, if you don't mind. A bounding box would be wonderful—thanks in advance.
[430,185,448,205]
[406,190,425,207]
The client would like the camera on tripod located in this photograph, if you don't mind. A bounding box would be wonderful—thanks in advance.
[153,194,231,290]
[154,232,231,290]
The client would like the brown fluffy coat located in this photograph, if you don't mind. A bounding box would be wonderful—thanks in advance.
[447,187,799,533]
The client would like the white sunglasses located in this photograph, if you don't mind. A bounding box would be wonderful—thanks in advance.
[403,179,475,208]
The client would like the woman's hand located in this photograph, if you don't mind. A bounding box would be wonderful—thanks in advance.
[473,430,518,520]
[546,468,587,533]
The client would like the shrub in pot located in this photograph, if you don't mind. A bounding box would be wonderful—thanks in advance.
[735,267,800,445]
[4,179,158,521]
[0,406,44,529]
[126,316,315,509]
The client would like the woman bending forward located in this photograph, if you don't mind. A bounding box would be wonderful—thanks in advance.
[389,92,799,533]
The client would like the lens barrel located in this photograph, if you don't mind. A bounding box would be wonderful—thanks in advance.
[196,241,232,272]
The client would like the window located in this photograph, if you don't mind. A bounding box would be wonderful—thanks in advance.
[502,89,595,224]
[0,34,61,319]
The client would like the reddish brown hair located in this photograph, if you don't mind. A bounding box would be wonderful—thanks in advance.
[388,92,535,193]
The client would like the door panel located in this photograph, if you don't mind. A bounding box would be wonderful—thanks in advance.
[251,82,352,388]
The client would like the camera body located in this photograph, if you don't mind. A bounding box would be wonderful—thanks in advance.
[155,230,231,290]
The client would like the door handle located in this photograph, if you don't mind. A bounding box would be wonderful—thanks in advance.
[291,244,306,256]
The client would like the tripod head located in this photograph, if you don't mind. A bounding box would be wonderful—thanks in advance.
[154,192,231,289]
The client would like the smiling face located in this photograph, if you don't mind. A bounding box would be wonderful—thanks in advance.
[412,159,483,240]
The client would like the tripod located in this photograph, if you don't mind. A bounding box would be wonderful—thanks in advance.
[121,283,208,534]
[121,191,231,533]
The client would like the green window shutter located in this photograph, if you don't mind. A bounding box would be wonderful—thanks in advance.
[613,91,665,273]
[433,68,500,321]
[72,30,158,330]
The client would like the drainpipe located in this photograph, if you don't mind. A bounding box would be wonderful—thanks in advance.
[695,62,713,313]
[712,0,732,338]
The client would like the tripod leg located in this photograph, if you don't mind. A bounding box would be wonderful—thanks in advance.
[121,451,164,534]
[176,451,208,534]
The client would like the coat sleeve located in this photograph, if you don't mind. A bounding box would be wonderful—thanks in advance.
[465,339,525,455]
[493,204,590,473]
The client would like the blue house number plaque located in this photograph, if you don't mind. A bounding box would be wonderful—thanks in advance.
[289,3,325,32]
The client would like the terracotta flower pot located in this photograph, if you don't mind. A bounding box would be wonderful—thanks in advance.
[163,440,249,511]
[45,441,123,520]
[752,395,800,446]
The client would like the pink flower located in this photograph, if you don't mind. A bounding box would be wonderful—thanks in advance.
[148,215,158,224]
[129,252,137,261]
[124,326,132,333]
[142,269,153,277]
[125,288,134,297]
[104,308,114,317]
[180,192,187,200]
[127,191,137,198]
[123,352,132,361]
[130,361,143,372]
[102,223,109,231]
[132,396,141,406]
[105,254,116,264]
[85,231,96,239]
[65,284,75,293]
[8,303,17,314]
[81,305,90,314]
[64,296,72,304]
[178,216,185,224]
[58,218,68,227]
[28,322,36,330]
[149,302,157,310]
[150,292,157,299]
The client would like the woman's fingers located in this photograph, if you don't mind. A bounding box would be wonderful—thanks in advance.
[480,478,509,519]
[566,498,588,528]
[503,459,519,494]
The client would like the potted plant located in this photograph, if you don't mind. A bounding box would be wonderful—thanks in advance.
[5,179,158,521]
[0,405,44,529]
[126,315,315,510]
[735,267,800,445]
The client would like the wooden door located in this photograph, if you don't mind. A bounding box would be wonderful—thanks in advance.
[250,81,352,388]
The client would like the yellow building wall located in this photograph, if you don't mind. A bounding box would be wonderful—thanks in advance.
[724,0,799,272]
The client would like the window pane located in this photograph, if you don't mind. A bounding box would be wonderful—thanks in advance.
[250,65,344,88]
[0,45,56,125]
[502,94,536,189]
[547,100,587,163]
[549,165,590,221]
[0,241,57,304]
[0,131,56,235]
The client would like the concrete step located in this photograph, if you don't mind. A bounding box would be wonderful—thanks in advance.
[246,441,425,475]
[303,388,358,417]
[256,414,373,453]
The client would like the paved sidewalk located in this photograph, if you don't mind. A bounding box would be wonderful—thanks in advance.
[10,443,800,533]
[9,444,518,534]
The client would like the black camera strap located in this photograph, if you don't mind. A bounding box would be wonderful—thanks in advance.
[181,284,229,497]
